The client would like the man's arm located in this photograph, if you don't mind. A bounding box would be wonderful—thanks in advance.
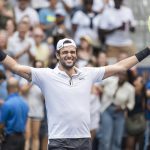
[103,47,150,79]
[1,54,32,81]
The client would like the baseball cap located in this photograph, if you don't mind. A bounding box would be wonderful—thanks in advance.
[56,38,76,51]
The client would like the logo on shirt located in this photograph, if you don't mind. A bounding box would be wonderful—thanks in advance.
[79,77,85,80]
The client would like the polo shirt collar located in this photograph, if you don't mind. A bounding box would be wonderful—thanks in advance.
[54,65,82,77]
[7,92,19,100]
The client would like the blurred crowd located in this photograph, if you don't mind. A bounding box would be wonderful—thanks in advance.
[0,0,150,150]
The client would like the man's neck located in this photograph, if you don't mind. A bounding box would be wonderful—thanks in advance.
[58,64,76,77]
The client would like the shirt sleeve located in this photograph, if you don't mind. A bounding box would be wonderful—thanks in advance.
[126,86,135,110]
[31,68,43,87]
[87,67,105,83]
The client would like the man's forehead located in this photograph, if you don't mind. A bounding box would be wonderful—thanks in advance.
[60,46,77,52]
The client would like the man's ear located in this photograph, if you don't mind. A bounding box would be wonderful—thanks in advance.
[56,52,60,60]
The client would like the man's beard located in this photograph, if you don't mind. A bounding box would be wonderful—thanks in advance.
[60,59,76,69]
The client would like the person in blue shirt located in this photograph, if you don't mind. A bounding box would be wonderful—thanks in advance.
[39,0,57,36]
[0,77,29,150]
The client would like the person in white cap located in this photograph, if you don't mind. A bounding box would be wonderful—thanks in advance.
[0,38,150,150]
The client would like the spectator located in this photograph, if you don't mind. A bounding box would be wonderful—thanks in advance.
[72,0,99,47]
[5,18,16,38]
[126,75,146,150]
[39,0,58,37]
[14,0,39,26]
[57,0,74,31]
[52,9,70,39]
[0,77,29,150]
[20,60,44,150]
[99,71,135,150]
[31,26,52,67]
[7,21,34,66]
[97,51,108,67]
[98,0,136,59]
[76,36,93,67]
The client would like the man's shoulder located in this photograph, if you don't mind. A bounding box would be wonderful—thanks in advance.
[79,66,105,75]
[31,67,53,77]
[7,94,28,107]
[31,67,53,72]
[78,67,91,73]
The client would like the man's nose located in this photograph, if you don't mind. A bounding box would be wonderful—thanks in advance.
[67,52,72,57]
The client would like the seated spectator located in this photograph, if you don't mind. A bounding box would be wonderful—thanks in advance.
[98,0,136,59]
[0,77,29,150]
[14,0,39,26]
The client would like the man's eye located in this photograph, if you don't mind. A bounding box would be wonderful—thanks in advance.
[71,51,76,54]
[62,51,68,54]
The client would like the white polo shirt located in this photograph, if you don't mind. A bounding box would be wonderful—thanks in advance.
[31,66,105,139]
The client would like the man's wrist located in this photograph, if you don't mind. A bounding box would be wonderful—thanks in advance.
[135,47,150,62]
[0,50,7,61]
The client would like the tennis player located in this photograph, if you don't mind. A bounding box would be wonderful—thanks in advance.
[0,38,149,149]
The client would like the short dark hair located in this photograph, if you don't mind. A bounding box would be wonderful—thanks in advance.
[63,40,72,44]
